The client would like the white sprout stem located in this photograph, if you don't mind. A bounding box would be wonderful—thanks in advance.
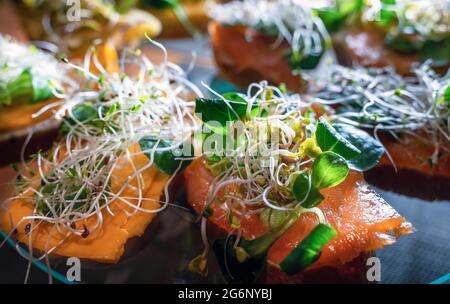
[207,0,330,60]
[315,63,450,162]
[201,81,328,232]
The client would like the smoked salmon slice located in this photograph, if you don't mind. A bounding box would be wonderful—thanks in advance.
[0,3,28,42]
[379,135,450,178]
[209,22,304,92]
[333,25,418,76]
[184,157,412,272]
[0,145,169,263]
[333,25,450,76]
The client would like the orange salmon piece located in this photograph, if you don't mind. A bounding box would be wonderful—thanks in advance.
[0,3,28,42]
[380,135,450,178]
[334,25,418,76]
[92,42,121,76]
[334,25,449,76]
[0,145,169,263]
[184,158,412,269]
[209,22,302,91]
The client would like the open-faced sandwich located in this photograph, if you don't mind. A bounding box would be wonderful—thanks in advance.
[12,0,162,57]
[207,0,333,92]
[313,63,450,199]
[0,41,201,270]
[333,0,450,76]
[0,33,76,166]
[184,82,412,283]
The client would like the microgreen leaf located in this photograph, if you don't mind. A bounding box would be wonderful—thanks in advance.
[30,71,54,103]
[289,50,324,71]
[142,0,179,9]
[312,151,349,189]
[1,69,53,105]
[315,117,361,160]
[375,0,398,27]
[333,124,385,171]
[0,85,11,106]
[106,103,118,116]
[280,223,337,276]
[419,38,450,67]
[316,0,364,32]
[385,32,419,53]
[437,85,450,106]
[292,172,324,208]
[222,92,246,103]
[214,206,304,283]
[139,137,193,175]
[214,193,334,282]
[195,97,257,135]
[60,102,105,134]
[188,248,209,277]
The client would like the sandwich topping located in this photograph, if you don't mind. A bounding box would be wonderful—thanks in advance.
[0,35,73,107]
[363,0,450,65]
[314,63,450,166]
[2,41,200,261]
[207,0,331,71]
[17,0,161,53]
[190,81,386,280]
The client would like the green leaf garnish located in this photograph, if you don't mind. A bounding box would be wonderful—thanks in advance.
[31,72,54,103]
[376,0,398,27]
[333,124,385,172]
[289,50,324,71]
[280,223,337,276]
[316,0,364,32]
[437,85,450,106]
[315,117,361,160]
[36,182,98,216]
[106,103,118,116]
[214,204,303,282]
[139,137,192,175]
[0,69,53,106]
[142,0,179,9]
[202,206,214,218]
[60,102,105,134]
[385,32,419,53]
[312,151,349,189]
[292,172,324,208]
[419,38,450,68]
[195,96,257,135]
